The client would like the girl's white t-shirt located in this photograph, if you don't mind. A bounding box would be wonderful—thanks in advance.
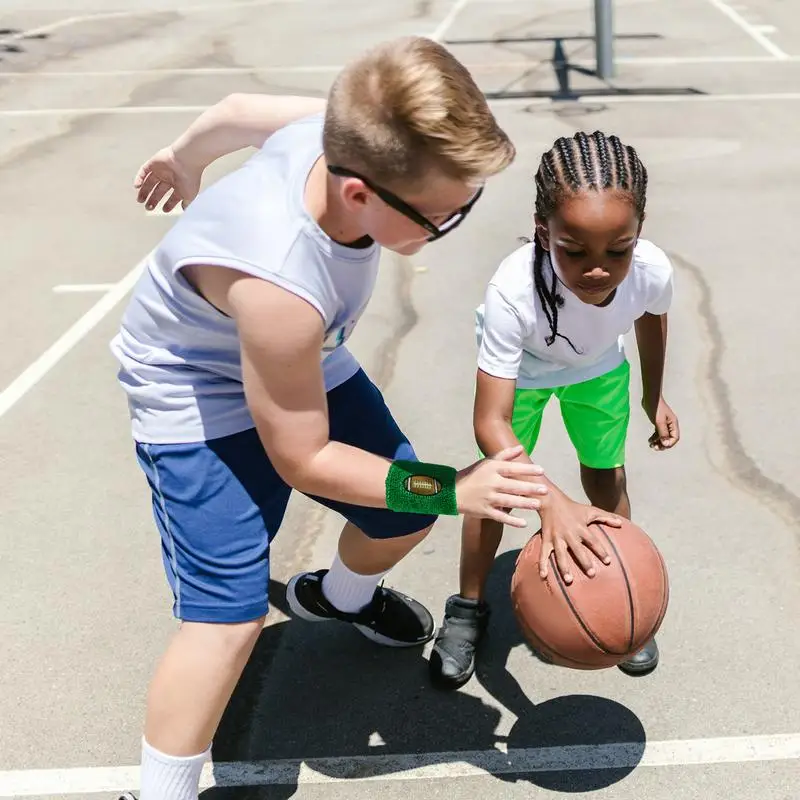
[476,239,674,389]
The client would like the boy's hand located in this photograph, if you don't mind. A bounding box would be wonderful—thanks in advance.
[538,493,621,584]
[134,146,203,213]
[456,445,549,528]
[644,396,680,451]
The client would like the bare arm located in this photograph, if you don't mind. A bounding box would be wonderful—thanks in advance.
[135,93,326,211]
[235,281,397,506]
[634,311,680,449]
[634,311,667,415]
[170,93,327,171]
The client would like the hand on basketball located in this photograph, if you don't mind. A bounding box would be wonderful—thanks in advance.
[538,496,621,584]
[134,146,203,213]
[647,397,680,451]
[456,445,548,528]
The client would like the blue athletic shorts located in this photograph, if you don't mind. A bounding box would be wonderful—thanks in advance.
[135,369,437,624]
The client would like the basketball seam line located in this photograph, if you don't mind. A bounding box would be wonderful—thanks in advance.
[549,552,628,656]
[598,525,636,653]
[515,608,601,669]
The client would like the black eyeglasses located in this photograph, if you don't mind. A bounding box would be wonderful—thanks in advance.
[327,165,483,241]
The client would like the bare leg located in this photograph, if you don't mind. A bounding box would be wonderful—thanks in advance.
[579,464,630,518]
[337,520,431,574]
[459,515,504,601]
[144,618,265,756]
[580,464,659,674]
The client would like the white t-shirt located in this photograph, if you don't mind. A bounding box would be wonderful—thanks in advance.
[476,238,674,389]
[110,113,380,444]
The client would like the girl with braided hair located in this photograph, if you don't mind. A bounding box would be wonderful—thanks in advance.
[430,130,680,689]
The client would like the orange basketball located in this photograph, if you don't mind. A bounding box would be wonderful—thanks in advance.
[510,519,669,669]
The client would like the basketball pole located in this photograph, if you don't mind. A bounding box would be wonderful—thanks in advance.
[594,0,615,79]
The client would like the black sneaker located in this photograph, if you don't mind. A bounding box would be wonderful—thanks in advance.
[117,794,137,799]
[428,595,490,690]
[618,637,659,676]
[286,569,434,647]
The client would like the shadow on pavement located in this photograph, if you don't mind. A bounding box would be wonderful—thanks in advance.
[445,34,703,101]
[203,553,646,798]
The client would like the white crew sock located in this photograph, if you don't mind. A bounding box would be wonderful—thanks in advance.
[321,552,388,613]
[140,737,210,800]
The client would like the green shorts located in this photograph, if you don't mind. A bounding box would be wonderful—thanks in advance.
[509,360,630,470]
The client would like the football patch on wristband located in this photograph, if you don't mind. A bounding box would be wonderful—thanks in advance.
[386,461,458,516]
[405,475,442,496]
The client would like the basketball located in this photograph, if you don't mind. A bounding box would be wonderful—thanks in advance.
[510,519,669,670]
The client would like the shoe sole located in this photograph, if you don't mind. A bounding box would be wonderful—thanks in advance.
[353,622,433,648]
[428,658,475,691]
[285,573,330,622]
[617,658,659,676]
[286,575,434,648]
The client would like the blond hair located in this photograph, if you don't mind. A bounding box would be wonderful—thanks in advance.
[323,36,515,188]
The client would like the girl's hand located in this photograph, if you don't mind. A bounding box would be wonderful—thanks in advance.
[538,494,621,584]
[646,397,680,451]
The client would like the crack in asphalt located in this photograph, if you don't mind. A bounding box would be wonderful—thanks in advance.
[671,250,800,532]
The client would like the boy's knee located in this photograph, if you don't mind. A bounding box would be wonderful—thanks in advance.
[181,616,266,656]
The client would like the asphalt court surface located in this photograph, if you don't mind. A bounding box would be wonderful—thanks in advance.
[1,0,799,798]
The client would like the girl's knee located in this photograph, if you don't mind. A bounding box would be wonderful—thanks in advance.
[580,465,627,508]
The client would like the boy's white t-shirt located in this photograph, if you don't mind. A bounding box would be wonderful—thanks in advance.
[110,113,381,444]
[476,239,674,389]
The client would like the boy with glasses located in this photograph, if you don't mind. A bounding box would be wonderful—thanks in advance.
[113,36,552,800]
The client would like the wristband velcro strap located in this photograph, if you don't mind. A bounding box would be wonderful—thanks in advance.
[385,460,458,516]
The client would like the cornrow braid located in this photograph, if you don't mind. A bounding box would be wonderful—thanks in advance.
[531,130,648,352]
[592,130,613,189]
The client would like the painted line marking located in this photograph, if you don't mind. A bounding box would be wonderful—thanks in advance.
[9,54,800,78]
[52,283,117,293]
[0,55,798,80]
[5,91,800,120]
[0,733,798,796]
[0,0,302,42]
[0,264,143,421]
[491,91,800,105]
[0,105,208,118]
[429,0,471,42]
[705,0,788,59]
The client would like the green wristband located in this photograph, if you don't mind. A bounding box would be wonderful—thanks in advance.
[385,460,458,516]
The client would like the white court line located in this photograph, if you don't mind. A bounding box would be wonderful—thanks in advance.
[5,92,800,119]
[705,0,788,60]
[0,264,143,421]
[52,283,117,293]
[429,0,471,42]
[490,91,800,105]
[0,105,207,117]
[0,54,798,80]
[1,0,301,41]
[1,733,798,796]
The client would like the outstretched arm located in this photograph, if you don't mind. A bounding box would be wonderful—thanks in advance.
[134,93,326,212]
[176,264,550,525]
[170,93,325,169]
